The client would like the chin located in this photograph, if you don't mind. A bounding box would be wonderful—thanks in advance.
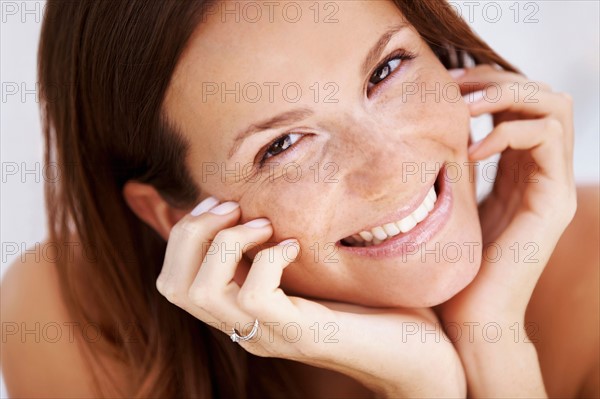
[333,227,483,309]
[379,245,483,308]
[378,197,483,308]
[287,243,482,309]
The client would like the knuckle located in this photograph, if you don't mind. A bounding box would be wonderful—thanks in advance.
[496,83,514,101]
[254,246,273,263]
[543,118,563,137]
[162,284,183,306]
[498,82,512,91]
[495,121,510,133]
[558,92,575,115]
[558,92,573,104]
[213,226,244,245]
[155,276,166,294]
[237,289,262,312]
[171,216,205,237]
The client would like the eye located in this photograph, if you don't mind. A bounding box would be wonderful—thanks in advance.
[369,58,401,89]
[259,133,303,164]
[367,50,415,91]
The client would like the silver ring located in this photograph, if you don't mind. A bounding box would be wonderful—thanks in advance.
[230,319,259,343]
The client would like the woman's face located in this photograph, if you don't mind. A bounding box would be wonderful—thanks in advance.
[164,0,482,308]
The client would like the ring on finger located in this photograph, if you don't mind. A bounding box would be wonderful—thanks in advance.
[230,319,259,343]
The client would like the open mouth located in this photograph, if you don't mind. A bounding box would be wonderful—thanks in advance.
[339,173,441,248]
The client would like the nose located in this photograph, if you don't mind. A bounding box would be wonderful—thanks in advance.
[336,118,409,202]
[344,146,403,202]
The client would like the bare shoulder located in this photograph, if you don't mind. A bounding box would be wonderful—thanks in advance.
[526,185,600,397]
[1,240,132,398]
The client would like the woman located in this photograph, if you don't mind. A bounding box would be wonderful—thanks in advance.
[2,0,598,397]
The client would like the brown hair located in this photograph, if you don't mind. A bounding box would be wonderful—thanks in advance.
[38,0,517,397]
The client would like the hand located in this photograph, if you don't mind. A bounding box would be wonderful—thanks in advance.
[439,65,576,323]
[436,65,575,397]
[156,198,466,398]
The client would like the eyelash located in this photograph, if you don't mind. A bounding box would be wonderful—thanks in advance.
[258,132,305,167]
[367,48,416,95]
[256,48,416,167]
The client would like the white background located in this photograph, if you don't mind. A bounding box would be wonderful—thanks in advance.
[1,1,598,397]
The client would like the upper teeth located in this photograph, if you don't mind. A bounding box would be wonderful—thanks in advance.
[344,186,437,247]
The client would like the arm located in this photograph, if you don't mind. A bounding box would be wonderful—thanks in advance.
[321,305,467,398]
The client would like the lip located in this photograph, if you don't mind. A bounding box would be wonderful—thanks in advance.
[336,164,453,258]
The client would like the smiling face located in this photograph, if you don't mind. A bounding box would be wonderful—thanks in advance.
[163,0,482,308]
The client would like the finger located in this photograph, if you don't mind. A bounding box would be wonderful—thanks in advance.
[468,117,569,180]
[186,219,274,331]
[156,199,240,308]
[237,239,301,320]
[466,84,574,159]
[464,83,572,120]
[157,196,217,288]
[452,64,552,92]
[193,218,274,288]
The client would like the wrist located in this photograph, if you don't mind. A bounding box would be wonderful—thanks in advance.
[320,310,466,398]
[442,317,534,348]
[450,323,547,398]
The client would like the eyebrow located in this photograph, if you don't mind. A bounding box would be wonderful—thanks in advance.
[361,23,408,77]
[228,108,313,159]
[227,23,407,160]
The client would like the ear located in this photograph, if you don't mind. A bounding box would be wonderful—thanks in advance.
[122,181,189,240]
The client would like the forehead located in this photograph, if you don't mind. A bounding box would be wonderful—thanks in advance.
[173,1,406,78]
[163,1,409,153]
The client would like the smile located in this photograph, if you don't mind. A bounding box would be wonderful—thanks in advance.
[342,185,437,247]
[337,164,453,258]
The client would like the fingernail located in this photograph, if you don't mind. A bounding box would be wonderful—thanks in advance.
[448,68,466,79]
[190,196,220,216]
[464,90,485,104]
[244,218,271,228]
[209,201,239,215]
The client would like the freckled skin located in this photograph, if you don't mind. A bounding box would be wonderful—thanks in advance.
[164,0,482,308]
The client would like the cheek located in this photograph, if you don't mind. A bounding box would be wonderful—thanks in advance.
[434,98,471,155]
[237,176,337,244]
[379,70,471,154]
